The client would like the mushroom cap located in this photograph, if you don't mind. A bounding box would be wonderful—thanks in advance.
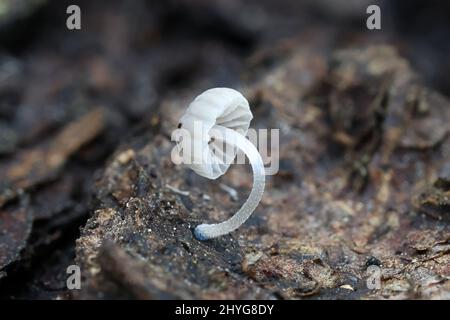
[177,87,253,179]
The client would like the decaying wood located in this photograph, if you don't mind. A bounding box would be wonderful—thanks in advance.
[0,0,449,300]
[75,47,450,300]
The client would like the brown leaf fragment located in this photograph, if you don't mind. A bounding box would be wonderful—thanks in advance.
[0,108,105,207]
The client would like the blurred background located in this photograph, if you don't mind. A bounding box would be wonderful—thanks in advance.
[0,0,449,299]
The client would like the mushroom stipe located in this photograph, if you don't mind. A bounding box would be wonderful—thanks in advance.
[176,88,266,240]
[194,124,265,239]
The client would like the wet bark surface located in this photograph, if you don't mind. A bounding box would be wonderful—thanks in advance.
[0,0,449,299]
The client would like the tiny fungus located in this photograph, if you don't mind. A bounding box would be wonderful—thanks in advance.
[175,88,265,240]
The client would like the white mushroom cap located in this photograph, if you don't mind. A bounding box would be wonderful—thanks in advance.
[178,87,253,179]
[174,87,265,240]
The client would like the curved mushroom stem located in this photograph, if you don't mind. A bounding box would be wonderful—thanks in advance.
[194,125,265,240]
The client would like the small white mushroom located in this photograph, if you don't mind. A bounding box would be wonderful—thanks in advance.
[175,88,265,240]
